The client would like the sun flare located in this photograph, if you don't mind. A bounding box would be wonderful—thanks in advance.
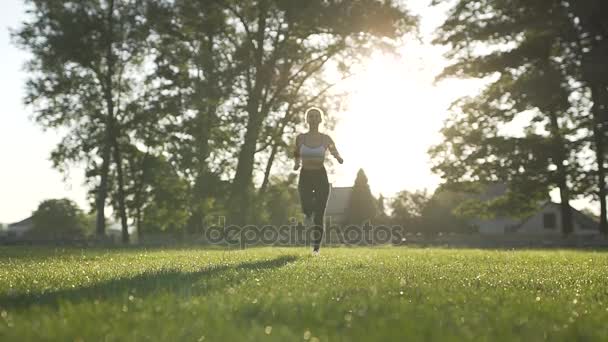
[331,50,485,198]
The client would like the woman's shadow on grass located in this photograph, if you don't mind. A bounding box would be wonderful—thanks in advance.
[0,255,298,310]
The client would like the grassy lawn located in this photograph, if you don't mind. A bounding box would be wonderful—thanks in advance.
[0,246,607,341]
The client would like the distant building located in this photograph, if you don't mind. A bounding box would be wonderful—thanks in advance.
[469,183,600,235]
[312,182,600,235]
[510,202,599,236]
[5,217,34,238]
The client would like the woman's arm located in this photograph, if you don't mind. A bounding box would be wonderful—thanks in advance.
[326,135,344,164]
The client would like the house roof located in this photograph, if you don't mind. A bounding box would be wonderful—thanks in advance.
[326,186,352,215]
[514,202,599,231]
[571,206,599,230]
[8,216,33,228]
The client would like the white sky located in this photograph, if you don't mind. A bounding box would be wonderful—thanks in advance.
[0,0,597,224]
[331,0,483,194]
[1,0,88,224]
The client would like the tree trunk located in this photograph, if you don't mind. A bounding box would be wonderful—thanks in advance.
[566,0,608,234]
[133,154,148,243]
[96,0,116,239]
[591,84,608,233]
[229,4,268,224]
[557,178,573,235]
[112,139,129,244]
[189,32,219,232]
[259,105,295,194]
[189,106,212,232]
[548,112,573,235]
[230,111,264,223]
[96,143,111,237]
[259,138,280,194]
[135,206,142,243]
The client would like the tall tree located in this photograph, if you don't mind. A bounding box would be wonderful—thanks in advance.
[28,199,87,241]
[563,0,608,233]
[389,190,429,231]
[376,193,390,224]
[430,0,594,234]
[145,0,239,233]
[224,0,417,224]
[346,169,378,225]
[13,0,150,242]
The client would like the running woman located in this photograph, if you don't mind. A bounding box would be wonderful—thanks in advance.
[293,107,343,255]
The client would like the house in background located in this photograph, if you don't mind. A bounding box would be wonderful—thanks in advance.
[326,182,600,236]
[5,217,34,238]
[510,202,599,235]
[325,186,353,226]
[469,183,600,235]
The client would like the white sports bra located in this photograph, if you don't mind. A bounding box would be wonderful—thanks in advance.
[300,143,326,162]
[299,133,327,163]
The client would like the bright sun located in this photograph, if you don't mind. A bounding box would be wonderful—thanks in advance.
[331,49,486,198]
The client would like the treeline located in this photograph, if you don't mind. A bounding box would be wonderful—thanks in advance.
[6,169,470,243]
[339,169,472,234]
[13,0,417,242]
[429,0,608,235]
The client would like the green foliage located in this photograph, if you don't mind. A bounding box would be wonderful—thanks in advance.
[13,0,153,238]
[28,199,87,240]
[124,151,191,236]
[82,213,99,237]
[389,187,472,234]
[13,0,418,234]
[375,194,390,225]
[262,175,301,226]
[421,188,474,234]
[429,0,600,233]
[389,189,430,230]
[345,169,377,225]
[2,247,608,340]
[225,0,417,223]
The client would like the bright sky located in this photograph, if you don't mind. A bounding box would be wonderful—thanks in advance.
[0,0,596,224]
[1,0,88,224]
[331,0,485,196]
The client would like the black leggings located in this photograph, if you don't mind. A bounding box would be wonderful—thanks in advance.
[298,167,330,250]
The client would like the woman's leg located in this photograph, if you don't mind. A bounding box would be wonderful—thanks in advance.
[298,169,314,218]
[311,169,330,251]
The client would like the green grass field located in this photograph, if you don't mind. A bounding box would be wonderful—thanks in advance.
[1,246,607,341]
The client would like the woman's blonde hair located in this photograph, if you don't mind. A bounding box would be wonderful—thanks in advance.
[305,107,324,123]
